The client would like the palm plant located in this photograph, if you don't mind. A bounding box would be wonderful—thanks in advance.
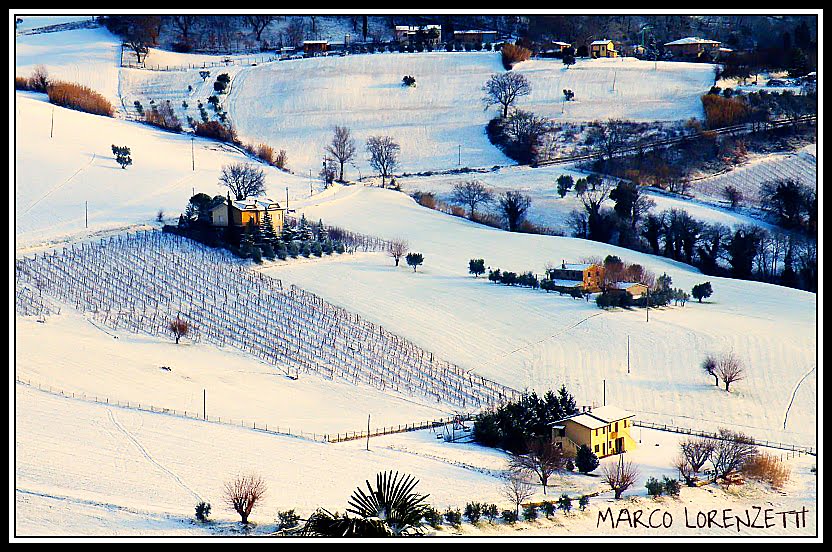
[347,471,430,535]
[301,471,430,536]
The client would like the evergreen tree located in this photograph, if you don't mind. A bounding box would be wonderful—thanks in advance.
[575,445,599,474]
[260,211,278,246]
[556,174,574,198]
[691,282,713,303]
[297,215,314,241]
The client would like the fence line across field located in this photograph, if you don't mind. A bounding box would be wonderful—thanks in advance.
[16,377,468,445]
[633,420,815,456]
[15,230,521,411]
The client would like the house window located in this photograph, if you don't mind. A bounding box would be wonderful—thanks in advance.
[595,445,599,453]
[615,422,618,432]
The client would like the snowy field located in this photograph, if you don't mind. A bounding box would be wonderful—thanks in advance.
[225,54,716,175]
[15,26,122,105]
[396,165,776,234]
[268,184,817,446]
[14,94,314,253]
[15,385,816,536]
[13,23,817,538]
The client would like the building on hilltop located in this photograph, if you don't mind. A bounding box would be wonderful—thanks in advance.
[550,405,637,458]
[210,195,285,234]
[546,261,605,292]
[590,39,617,58]
[664,37,721,59]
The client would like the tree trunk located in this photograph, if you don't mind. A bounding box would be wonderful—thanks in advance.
[339,161,345,182]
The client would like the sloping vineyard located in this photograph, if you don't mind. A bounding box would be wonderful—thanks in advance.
[15,231,520,410]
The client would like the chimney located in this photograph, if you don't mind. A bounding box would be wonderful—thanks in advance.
[562,259,566,269]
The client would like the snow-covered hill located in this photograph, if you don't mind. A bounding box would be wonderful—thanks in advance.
[272,184,817,446]
[14,94,313,252]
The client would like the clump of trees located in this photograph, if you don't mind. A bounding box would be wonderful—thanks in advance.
[144,100,182,132]
[195,120,238,143]
[701,351,746,392]
[450,181,493,219]
[473,388,578,454]
[672,430,758,485]
[15,65,50,92]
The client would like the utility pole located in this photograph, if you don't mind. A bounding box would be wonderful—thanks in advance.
[203,389,206,420]
[627,335,630,374]
[458,144,461,166]
[191,135,195,171]
[366,414,371,451]
[309,169,313,197]
[50,107,54,138]
[85,201,88,229]
[285,186,289,212]
[646,287,650,322]
[603,378,606,406]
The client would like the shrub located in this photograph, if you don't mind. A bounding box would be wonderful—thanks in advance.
[501,43,531,70]
[273,149,288,169]
[277,509,300,530]
[558,494,573,513]
[701,94,749,129]
[540,501,556,518]
[645,477,664,497]
[311,241,323,257]
[483,504,499,524]
[523,504,538,521]
[254,143,275,164]
[501,509,519,524]
[743,452,791,489]
[195,120,237,143]
[663,476,681,497]
[46,81,114,117]
[287,241,300,257]
[575,445,600,474]
[578,495,590,511]
[423,507,443,529]
[195,501,211,522]
[464,502,483,524]
[443,507,462,528]
[145,101,182,132]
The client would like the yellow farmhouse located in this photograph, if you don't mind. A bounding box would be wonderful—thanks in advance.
[210,195,285,234]
[551,405,637,458]
[590,39,618,58]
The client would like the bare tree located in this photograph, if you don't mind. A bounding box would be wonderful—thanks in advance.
[501,469,535,517]
[601,455,639,499]
[326,126,356,182]
[224,474,267,524]
[387,239,409,267]
[450,181,494,219]
[366,135,400,187]
[679,437,715,483]
[711,429,756,479]
[219,163,266,200]
[673,454,697,487]
[722,185,743,210]
[482,72,531,118]
[715,351,745,392]
[284,18,305,47]
[701,354,719,386]
[509,439,565,495]
[497,191,532,232]
[244,15,274,42]
[586,119,636,164]
[168,317,189,344]
[170,15,197,43]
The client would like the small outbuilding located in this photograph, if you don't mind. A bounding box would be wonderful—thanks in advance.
[590,39,617,58]
[210,195,285,234]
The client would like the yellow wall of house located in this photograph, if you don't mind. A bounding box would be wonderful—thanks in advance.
[583,265,605,292]
[564,417,636,458]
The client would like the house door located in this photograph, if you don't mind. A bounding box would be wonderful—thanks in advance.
[616,437,624,453]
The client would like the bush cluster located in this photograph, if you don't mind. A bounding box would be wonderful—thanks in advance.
[46,81,114,117]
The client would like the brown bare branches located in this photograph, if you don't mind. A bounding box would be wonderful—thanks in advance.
[224,473,266,524]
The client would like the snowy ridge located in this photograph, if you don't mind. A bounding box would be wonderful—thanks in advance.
[15,230,521,410]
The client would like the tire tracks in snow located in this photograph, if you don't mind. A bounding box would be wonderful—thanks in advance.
[106,408,202,503]
[783,365,815,430]
[20,152,97,216]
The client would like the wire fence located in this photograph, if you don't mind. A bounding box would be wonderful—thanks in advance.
[633,420,815,456]
[16,377,329,443]
[15,230,521,410]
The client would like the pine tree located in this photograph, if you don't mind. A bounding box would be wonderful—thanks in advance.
[260,211,278,246]
[297,215,314,241]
